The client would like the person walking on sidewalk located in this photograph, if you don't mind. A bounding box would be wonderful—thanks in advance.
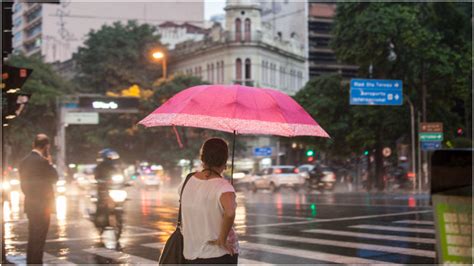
[19,134,58,264]
[180,138,239,264]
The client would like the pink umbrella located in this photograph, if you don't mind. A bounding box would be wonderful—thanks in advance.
[139,84,329,179]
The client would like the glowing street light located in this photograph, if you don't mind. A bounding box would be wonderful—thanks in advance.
[151,50,167,79]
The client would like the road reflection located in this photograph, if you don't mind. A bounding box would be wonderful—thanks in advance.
[56,195,68,239]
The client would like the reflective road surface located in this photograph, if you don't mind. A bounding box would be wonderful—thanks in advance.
[3,184,435,264]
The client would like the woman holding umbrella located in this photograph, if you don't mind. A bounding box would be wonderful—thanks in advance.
[180,138,239,264]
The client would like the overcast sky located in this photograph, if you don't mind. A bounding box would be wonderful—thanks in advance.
[205,0,226,19]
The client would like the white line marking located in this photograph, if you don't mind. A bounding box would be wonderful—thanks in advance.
[10,231,167,245]
[84,247,157,264]
[236,210,433,229]
[255,233,435,258]
[44,253,77,266]
[303,229,435,244]
[245,212,313,221]
[240,242,398,264]
[239,258,272,265]
[351,225,435,234]
[142,242,165,249]
[393,220,434,225]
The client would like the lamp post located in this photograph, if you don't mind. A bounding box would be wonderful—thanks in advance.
[152,51,167,80]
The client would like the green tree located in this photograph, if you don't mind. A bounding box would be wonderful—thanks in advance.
[73,20,163,93]
[329,2,471,189]
[5,54,73,165]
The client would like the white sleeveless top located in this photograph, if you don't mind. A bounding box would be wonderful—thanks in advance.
[180,175,239,260]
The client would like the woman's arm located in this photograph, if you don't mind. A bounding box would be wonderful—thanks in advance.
[209,191,237,254]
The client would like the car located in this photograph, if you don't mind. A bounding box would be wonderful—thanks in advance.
[297,164,315,179]
[230,170,252,191]
[250,166,305,192]
[307,164,337,191]
[138,173,161,189]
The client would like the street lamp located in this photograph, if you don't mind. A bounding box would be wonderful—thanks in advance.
[151,50,167,80]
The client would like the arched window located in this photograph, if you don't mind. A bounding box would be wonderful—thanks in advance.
[235,58,242,83]
[235,18,242,42]
[245,58,251,80]
[244,18,251,42]
[221,60,225,83]
[216,62,220,83]
[207,64,210,81]
[210,63,215,83]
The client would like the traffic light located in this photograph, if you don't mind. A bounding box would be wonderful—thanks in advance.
[307,156,314,162]
[457,128,464,136]
[2,65,33,126]
[306,149,314,157]
[364,150,369,156]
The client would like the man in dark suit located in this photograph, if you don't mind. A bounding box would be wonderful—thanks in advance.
[19,134,58,264]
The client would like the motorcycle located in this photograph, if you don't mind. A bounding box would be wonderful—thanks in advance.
[88,173,130,241]
[385,167,412,191]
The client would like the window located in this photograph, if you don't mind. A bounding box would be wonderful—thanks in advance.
[216,62,220,83]
[210,63,215,83]
[289,69,295,89]
[207,64,210,81]
[13,3,22,13]
[245,58,251,80]
[235,18,242,42]
[13,17,22,28]
[26,23,41,38]
[244,18,251,42]
[198,66,202,78]
[220,60,224,83]
[280,66,285,89]
[235,58,242,82]
[262,60,268,84]
[297,71,303,89]
[13,32,22,44]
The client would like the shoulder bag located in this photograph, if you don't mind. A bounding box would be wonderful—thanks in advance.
[158,172,194,265]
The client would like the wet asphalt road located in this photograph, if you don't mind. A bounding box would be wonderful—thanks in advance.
[3,184,435,265]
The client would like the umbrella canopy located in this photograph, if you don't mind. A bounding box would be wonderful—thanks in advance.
[139,84,329,138]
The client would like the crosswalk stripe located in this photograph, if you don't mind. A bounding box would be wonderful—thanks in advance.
[84,247,157,264]
[351,225,435,234]
[44,253,77,265]
[240,242,397,264]
[303,229,435,244]
[393,220,434,225]
[239,258,272,265]
[142,242,165,249]
[254,233,435,258]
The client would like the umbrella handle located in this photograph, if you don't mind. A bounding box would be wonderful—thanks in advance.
[231,130,236,185]
[173,126,184,149]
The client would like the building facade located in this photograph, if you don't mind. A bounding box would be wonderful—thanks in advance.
[11,0,204,62]
[169,0,307,96]
[308,3,358,78]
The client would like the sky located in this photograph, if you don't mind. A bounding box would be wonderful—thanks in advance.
[205,0,226,20]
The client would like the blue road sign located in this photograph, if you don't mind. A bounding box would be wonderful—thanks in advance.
[421,141,442,151]
[350,79,403,106]
[254,147,272,156]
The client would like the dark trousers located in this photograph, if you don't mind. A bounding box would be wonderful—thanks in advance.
[26,210,51,264]
[185,254,238,264]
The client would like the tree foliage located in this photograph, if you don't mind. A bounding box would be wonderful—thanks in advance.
[73,20,163,93]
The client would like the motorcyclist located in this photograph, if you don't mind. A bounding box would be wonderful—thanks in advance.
[94,148,120,228]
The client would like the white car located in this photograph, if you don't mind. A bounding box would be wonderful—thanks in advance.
[250,166,305,192]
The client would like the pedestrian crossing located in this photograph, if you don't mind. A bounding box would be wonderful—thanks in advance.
[8,217,435,265]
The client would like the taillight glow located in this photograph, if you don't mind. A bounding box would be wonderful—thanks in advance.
[274,169,282,174]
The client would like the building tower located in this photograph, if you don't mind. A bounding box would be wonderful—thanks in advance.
[224,0,262,41]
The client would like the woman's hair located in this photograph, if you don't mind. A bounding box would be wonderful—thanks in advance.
[200,138,229,168]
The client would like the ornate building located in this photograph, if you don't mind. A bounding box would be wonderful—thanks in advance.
[168,0,307,96]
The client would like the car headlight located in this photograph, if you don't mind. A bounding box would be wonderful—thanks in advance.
[56,180,67,186]
[112,174,124,183]
[233,173,245,179]
[57,186,67,193]
[9,179,20,186]
[2,182,11,191]
[108,190,127,202]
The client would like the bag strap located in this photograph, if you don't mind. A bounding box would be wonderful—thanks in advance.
[177,172,195,228]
